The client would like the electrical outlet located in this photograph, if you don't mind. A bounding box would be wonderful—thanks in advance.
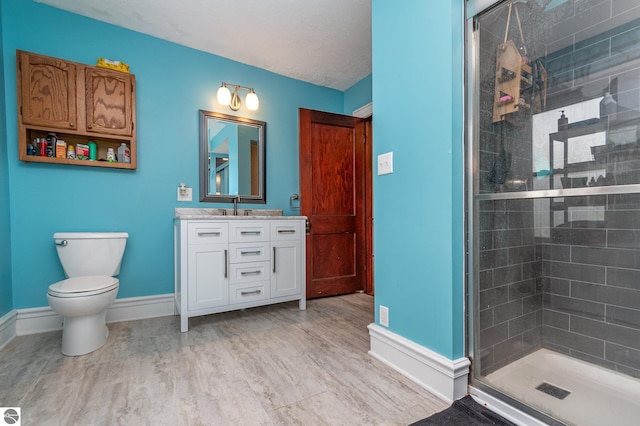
[379,305,389,327]
[177,187,192,202]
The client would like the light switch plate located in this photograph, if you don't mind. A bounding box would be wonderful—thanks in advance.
[377,152,393,175]
[177,187,192,202]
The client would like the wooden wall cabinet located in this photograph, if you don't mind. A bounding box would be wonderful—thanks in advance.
[17,50,137,169]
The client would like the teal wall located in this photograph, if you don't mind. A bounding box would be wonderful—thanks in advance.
[344,74,372,114]
[1,0,347,309]
[0,0,13,317]
[371,0,465,359]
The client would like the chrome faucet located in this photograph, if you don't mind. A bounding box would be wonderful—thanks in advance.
[233,195,240,216]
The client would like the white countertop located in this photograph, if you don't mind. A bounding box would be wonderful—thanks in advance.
[174,208,306,221]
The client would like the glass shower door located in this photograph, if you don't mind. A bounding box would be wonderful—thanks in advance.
[467,1,640,424]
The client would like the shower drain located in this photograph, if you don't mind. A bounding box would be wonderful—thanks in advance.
[536,382,571,400]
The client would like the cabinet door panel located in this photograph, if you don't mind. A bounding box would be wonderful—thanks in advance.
[188,244,228,310]
[85,67,134,136]
[271,240,302,298]
[20,52,77,130]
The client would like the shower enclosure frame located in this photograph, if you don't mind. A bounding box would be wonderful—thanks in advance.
[465,0,640,424]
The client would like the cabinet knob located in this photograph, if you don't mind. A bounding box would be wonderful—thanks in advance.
[87,124,92,129]
[69,122,74,127]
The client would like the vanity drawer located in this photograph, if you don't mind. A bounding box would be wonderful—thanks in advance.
[229,282,270,305]
[229,222,269,242]
[229,242,270,264]
[271,221,304,241]
[229,261,271,285]
[187,222,229,244]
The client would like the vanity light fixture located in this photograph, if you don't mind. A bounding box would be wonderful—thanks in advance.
[216,82,260,111]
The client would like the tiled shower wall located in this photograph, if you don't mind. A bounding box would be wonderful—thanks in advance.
[476,1,640,377]
[541,194,640,378]
[478,199,542,375]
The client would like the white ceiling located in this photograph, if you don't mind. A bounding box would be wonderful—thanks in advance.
[35,0,372,91]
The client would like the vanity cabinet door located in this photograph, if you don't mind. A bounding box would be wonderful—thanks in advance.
[84,67,135,136]
[270,221,304,299]
[187,243,229,311]
[19,51,77,130]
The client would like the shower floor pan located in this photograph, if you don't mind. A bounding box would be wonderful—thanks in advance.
[485,348,640,426]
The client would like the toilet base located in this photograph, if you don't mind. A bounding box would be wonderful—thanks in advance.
[61,311,110,356]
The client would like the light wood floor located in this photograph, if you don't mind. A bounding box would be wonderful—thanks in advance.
[0,293,447,425]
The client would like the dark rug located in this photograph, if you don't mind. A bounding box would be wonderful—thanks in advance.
[410,396,516,425]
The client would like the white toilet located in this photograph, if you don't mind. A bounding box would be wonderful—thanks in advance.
[47,232,128,356]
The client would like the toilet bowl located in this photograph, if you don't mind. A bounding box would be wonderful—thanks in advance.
[47,232,128,356]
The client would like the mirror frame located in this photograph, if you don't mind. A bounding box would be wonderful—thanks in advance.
[199,110,266,204]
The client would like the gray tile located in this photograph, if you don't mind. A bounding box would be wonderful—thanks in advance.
[572,281,640,310]
[606,305,640,329]
[522,261,543,279]
[542,325,605,358]
[509,279,537,301]
[571,246,640,269]
[479,269,494,290]
[494,300,523,324]
[494,229,523,248]
[543,309,570,330]
[480,285,510,310]
[605,210,640,229]
[606,342,640,371]
[548,261,606,284]
[539,244,571,262]
[480,322,510,348]
[607,267,640,289]
[551,228,606,247]
[572,316,640,351]
[523,294,543,315]
[480,248,509,271]
[543,277,571,296]
[508,246,536,265]
[607,229,640,249]
[480,307,494,330]
[494,265,522,287]
[509,312,537,337]
[543,293,605,320]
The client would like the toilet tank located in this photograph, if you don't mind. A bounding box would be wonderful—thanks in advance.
[54,232,128,277]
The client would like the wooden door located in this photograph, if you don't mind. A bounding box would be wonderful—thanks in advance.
[299,108,368,299]
[18,50,77,130]
[84,67,134,136]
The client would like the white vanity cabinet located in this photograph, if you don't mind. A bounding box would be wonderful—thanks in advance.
[175,216,306,332]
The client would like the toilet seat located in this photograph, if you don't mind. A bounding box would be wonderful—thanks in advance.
[48,275,119,298]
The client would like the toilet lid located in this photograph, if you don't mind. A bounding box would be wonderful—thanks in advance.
[48,275,119,297]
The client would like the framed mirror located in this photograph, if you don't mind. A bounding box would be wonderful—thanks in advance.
[199,110,266,203]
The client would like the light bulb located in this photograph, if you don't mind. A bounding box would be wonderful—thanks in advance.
[216,85,231,105]
[245,90,259,111]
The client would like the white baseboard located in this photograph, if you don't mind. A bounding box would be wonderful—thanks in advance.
[0,310,17,350]
[469,386,549,426]
[14,293,175,336]
[368,323,470,403]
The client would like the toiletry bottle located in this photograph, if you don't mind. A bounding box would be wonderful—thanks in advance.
[107,148,116,162]
[558,110,568,131]
[67,144,76,159]
[117,143,131,163]
[88,141,97,161]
